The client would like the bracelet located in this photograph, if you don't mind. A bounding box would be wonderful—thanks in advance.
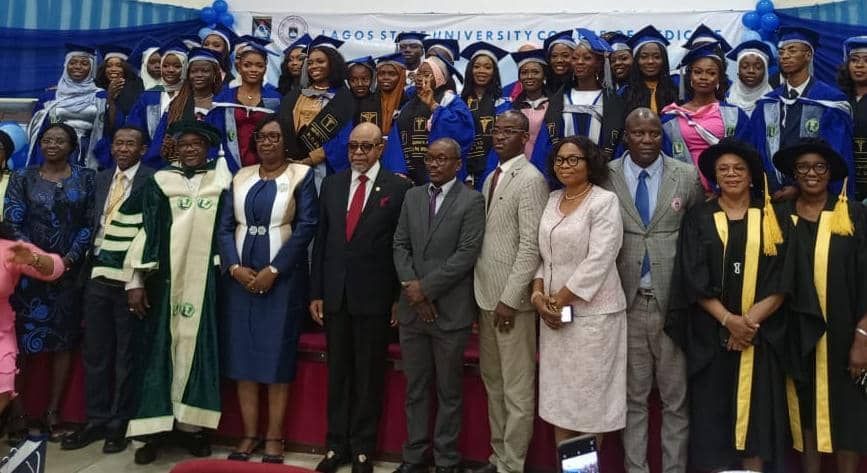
[856,327,867,338]
[721,313,731,327]
[30,252,39,266]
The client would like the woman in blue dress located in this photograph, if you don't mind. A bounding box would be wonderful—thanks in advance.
[207,42,282,174]
[5,123,95,440]
[217,115,318,463]
[27,44,108,169]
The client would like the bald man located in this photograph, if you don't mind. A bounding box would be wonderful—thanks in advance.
[310,122,413,473]
[602,108,703,473]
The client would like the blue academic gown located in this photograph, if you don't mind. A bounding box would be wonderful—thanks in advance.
[27,89,109,169]
[206,84,282,174]
[124,88,174,169]
[660,102,751,164]
[381,91,475,183]
[749,79,854,194]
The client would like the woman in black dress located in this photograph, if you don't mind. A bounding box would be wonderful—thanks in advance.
[666,138,790,472]
[772,138,867,473]
[623,26,678,115]
[838,37,867,201]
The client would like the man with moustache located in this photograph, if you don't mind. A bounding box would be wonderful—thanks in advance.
[602,108,703,473]
[392,138,485,473]
[310,122,412,473]
[62,127,155,453]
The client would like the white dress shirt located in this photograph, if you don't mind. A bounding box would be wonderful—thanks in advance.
[346,161,381,211]
[94,162,141,255]
[429,176,458,215]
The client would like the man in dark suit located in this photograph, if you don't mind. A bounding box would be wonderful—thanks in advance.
[392,137,486,473]
[61,126,155,453]
[310,122,412,473]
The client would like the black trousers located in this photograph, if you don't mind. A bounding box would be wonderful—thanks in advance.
[82,278,142,434]
[324,299,391,456]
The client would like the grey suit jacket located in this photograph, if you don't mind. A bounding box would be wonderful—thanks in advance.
[474,156,549,312]
[603,155,703,315]
[393,180,486,330]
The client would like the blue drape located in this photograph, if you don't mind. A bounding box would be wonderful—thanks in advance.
[778,12,867,87]
[0,20,202,97]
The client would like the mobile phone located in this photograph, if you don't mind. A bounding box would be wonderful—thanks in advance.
[557,434,599,473]
[560,305,573,323]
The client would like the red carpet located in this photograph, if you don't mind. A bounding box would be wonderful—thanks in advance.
[20,332,867,472]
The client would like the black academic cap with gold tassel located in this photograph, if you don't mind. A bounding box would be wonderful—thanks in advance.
[829,177,855,236]
[762,173,784,256]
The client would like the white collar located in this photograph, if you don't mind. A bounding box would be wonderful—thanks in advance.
[624,153,663,180]
[786,78,811,97]
[496,154,526,174]
[430,176,457,195]
[113,161,141,181]
[351,160,381,184]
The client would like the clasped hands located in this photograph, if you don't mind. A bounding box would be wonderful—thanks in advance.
[403,280,437,323]
[724,312,760,351]
[230,264,278,295]
[532,291,568,330]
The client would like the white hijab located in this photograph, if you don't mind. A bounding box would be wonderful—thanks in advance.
[140,47,162,90]
[726,50,772,115]
[53,52,101,113]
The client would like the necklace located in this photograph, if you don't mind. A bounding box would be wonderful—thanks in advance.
[312,84,329,90]
[563,184,592,201]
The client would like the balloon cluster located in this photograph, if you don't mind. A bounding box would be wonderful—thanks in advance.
[200,0,233,28]
[741,0,779,42]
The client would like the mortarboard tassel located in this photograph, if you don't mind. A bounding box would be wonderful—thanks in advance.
[829,177,855,236]
[603,55,613,91]
[762,173,784,256]
[678,66,686,102]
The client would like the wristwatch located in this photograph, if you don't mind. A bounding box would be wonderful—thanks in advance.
[267,265,279,274]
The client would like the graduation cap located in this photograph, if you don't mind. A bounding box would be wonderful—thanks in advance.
[128,37,160,72]
[460,42,508,62]
[284,33,312,54]
[627,25,670,54]
[543,30,576,53]
[395,32,428,45]
[159,39,189,59]
[676,41,724,69]
[606,33,631,52]
[166,120,221,146]
[510,49,547,69]
[238,41,280,58]
[683,24,732,53]
[98,45,132,62]
[201,24,238,50]
[236,35,272,54]
[727,40,776,67]
[188,47,222,65]
[347,55,376,72]
[575,29,613,55]
[777,27,819,51]
[179,35,202,50]
[65,43,97,57]
[843,36,867,60]
[423,39,460,63]
[308,35,344,53]
[375,52,407,69]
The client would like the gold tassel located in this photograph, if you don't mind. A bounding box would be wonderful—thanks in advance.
[829,177,855,236]
[762,173,784,256]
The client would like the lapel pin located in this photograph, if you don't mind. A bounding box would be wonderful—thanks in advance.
[375,186,381,192]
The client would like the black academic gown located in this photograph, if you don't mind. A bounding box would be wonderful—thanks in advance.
[778,198,867,455]
[666,199,790,472]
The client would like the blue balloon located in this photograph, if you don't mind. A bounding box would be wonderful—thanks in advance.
[756,0,775,15]
[200,6,216,24]
[760,13,780,32]
[0,122,28,170]
[740,29,762,43]
[212,0,228,13]
[760,28,775,41]
[218,12,234,27]
[742,11,761,30]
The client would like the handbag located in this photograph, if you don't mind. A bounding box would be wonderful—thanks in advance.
[0,436,46,473]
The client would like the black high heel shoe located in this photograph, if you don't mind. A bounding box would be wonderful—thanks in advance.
[262,438,285,464]
[227,436,261,461]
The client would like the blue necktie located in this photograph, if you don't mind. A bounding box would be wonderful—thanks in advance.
[635,170,651,277]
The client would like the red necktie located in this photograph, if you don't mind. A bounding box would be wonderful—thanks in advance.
[346,174,368,241]
[487,167,502,209]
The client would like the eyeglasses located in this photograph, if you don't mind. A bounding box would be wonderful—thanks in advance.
[779,46,809,57]
[491,127,527,137]
[794,162,829,175]
[715,164,748,175]
[39,137,69,146]
[176,138,207,149]
[553,155,586,167]
[423,155,458,166]
[348,141,381,153]
[254,132,282,143]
